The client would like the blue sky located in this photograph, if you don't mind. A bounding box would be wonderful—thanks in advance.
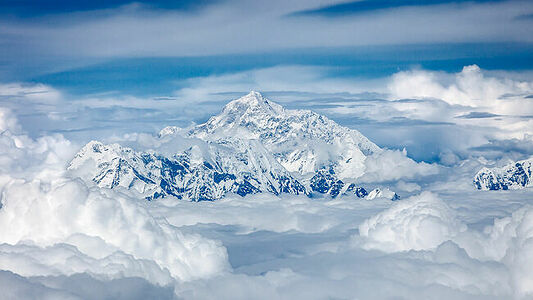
[1,0,532,163]
[11,43,533,96]
[1,0,532,93]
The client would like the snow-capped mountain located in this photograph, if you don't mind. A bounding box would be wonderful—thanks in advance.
[365,188,400,201]
[164,91,381,179]
[70,92,397,201]
[473,157,533,190]
[69,139,306,201]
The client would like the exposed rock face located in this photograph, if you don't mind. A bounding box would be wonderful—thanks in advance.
[70,92,399,201]
[474,158,533,190]
[365,188,400,201]
[69,139,306,201]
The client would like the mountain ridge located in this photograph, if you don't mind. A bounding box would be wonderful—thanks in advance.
[474,157,533,190]
[165,91,381,178]
[69,92,399,201]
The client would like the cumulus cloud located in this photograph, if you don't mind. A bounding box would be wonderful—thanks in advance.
[2,64,533,299]
[0,107,77,188]
[0,179,230,282]
[356,190,533,297]
[173,240,512,299]
[360,149,439,183]
[0,107,20,132]
[0,243,173,286]
[454,205,533,297]
[0,109,230,285]
[358,192,466,252]
[2,104,533,299]
[386,65,533,152]
[500,207,533,296]
[388,64,533,115]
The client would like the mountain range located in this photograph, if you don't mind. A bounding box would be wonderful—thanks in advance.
[68,91,399,201]
[474,157,533,190]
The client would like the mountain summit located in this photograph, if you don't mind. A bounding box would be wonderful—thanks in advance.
[222,91,283,116]
[185,91,381,178]
[70,92,397,201]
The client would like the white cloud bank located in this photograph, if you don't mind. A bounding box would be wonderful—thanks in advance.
[0,179,229,283]
[359,192,466,252]
[454,205,533,297]
[2,67,533,298]
[389,64,533,114]
[358,191,533,298]
[387,64,533,146]
[0,109,229,286]
[361,149,439,182]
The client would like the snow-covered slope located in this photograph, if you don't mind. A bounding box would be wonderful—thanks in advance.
[166,91,381,179]
[70,92,398,201]
[165,91,385,197]
[473,157,533,190]
[365,187,400,201]
[69,139,306,201]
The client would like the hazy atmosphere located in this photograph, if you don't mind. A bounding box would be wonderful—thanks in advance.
[1,0,533,299]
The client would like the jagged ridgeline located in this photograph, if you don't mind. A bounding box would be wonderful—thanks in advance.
[474,157,532,190]
[69,91,399,201]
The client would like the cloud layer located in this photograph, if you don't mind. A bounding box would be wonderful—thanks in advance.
[0,111,229,285]
[1,62,533,298]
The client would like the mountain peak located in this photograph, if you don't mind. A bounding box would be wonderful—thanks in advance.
[188,91,381,177]
[474,157,532,190]
[248,90,262,98]
[71,92,391,202]
[222,91,283,116]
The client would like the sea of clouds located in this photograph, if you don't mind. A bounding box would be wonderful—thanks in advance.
[0,109,229,296]
[1,65,533,299]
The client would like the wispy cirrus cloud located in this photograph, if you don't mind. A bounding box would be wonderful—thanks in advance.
[0,0,531,69]
[0,0,220,16]
[290,0,507,16]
